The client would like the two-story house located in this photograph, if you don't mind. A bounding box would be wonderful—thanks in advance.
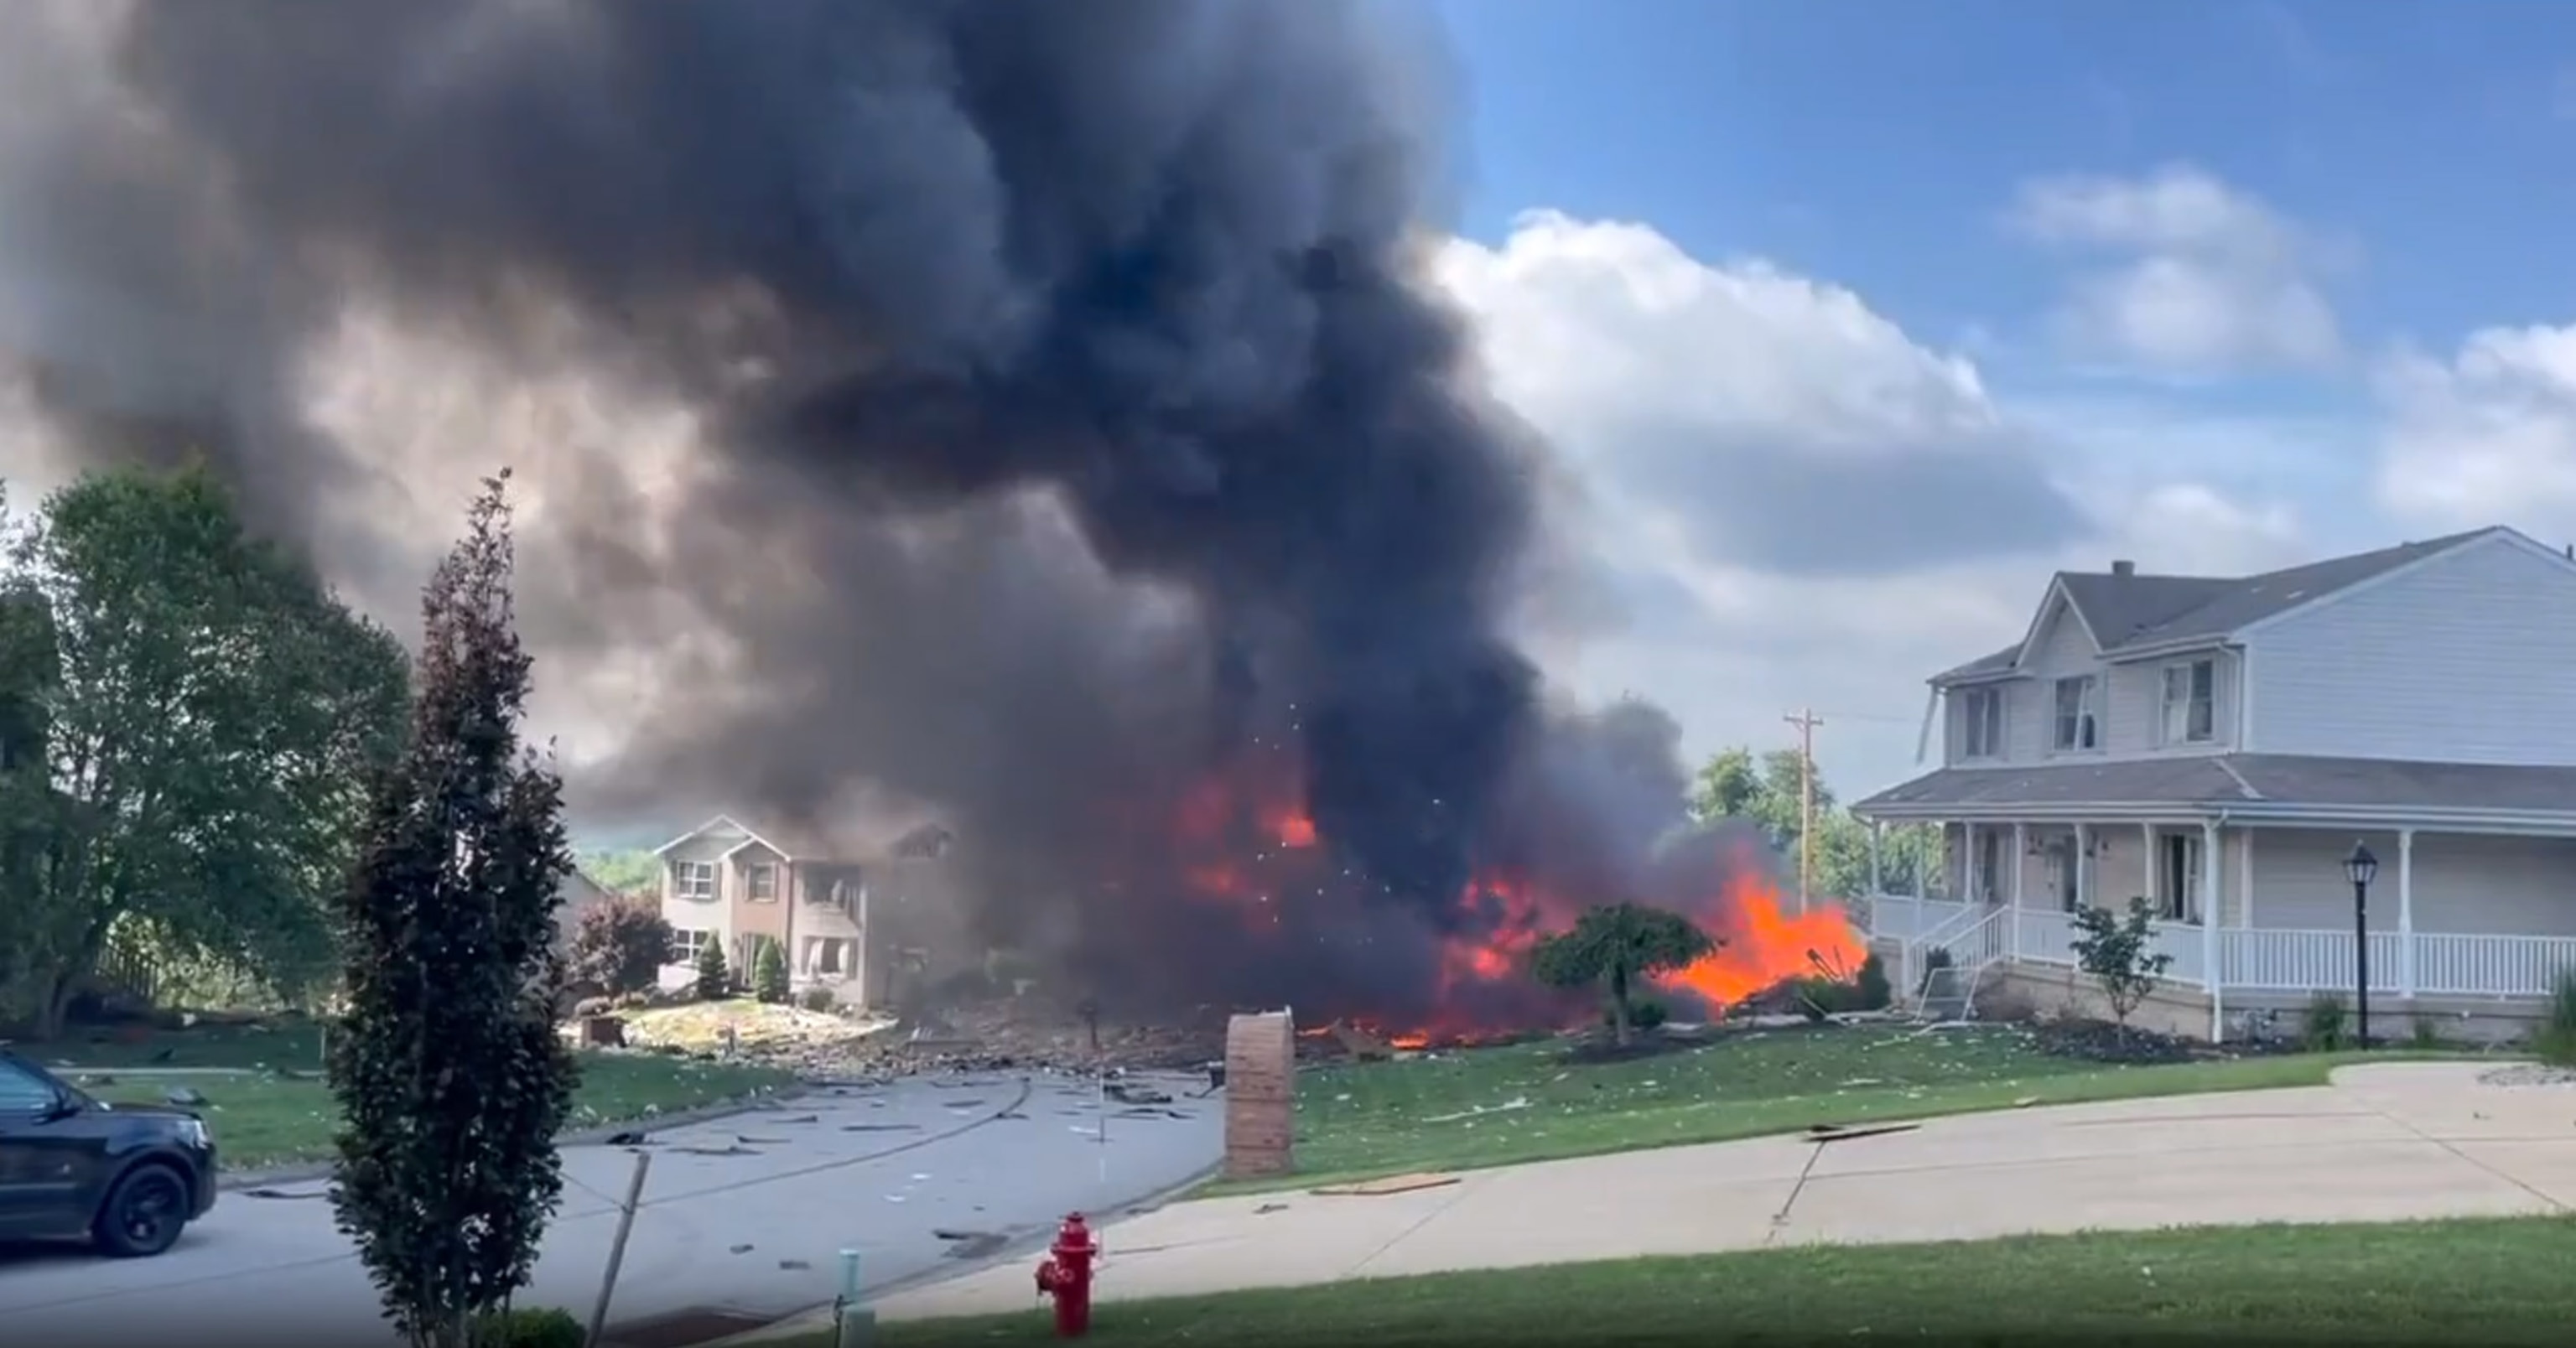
[1852,526,2576,1042]
[651,815,880,1005]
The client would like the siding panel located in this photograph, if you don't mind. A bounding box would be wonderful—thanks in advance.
[2246,536,2576,763]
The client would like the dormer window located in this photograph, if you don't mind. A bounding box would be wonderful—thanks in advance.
[1960,687,2005,760]
[2051,676,2100,752]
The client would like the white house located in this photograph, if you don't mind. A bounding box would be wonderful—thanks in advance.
[1851,526,2576,1042]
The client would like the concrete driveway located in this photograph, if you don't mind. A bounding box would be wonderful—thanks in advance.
[875,1060,2576,1321]
[0,1069,1222,1348]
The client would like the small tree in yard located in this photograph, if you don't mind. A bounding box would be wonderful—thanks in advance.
[329,474,579,1348]
[694,938,731,1000]
[2069,896,2174,1034]
[1530,902,1716,1047]
[567,896,673,999]
[751,936,789,1003]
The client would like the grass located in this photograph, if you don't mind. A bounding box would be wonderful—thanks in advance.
[18,1017,796,1170]
[838,1216,2576,1346]
[1202,1023,2433,1195]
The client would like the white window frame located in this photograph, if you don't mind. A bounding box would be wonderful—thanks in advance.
[669,928,711,963]
[673,860,718,901]
[805,936,849,977]
[746,862,779,902]
[2158,658,2217,745]
[2051,675,2101,753]
[1960,686,2006,760]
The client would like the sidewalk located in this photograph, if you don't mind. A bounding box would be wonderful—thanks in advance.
[805,1060,2576,1325]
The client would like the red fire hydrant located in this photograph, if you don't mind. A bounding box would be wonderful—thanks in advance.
[1034,1211,1100,1337]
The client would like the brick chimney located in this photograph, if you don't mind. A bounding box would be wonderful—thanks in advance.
[2111,559,2136,577]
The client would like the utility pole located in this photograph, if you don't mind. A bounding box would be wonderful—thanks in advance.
[1783,708,1825,915]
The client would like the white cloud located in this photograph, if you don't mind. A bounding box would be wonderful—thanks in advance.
[1437,211,2311,795]
[2008,164,2343,376]
[2375,324,2576,527]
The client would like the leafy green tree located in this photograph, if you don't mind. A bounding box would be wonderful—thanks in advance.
[329,474,579,1348]
[694,938,731,1000]
[574,847,660,896]
[1,467,408,1034]
[1685,744,1938,902]
[2069,896,2174,1033]
[1530,902,1717,1046]
[751,936,789,1003]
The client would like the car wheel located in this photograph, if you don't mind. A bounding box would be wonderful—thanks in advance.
[93,1164,191,1258]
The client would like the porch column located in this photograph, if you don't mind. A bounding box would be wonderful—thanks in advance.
[2141,822,2157,911]
[2399,828,2416,998]
[1916,824,1932,902]
[1963,821,1979,902]
[2009,822,2027,958]
[2239,829,2256,927]
[2074,822,2092,908]
[2201,821,2224,1041]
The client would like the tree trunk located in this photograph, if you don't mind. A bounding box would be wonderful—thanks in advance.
[1608,965,1631,1047]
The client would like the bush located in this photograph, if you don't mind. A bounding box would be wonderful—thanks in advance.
[2300,992,2348,1051]
[567,897,673,998]
[751,937,789,1004]
[693,941,730,1001]
[799,987,838,1014]
[1855,953,1893,1011]
[2536,970,2576,1067]
[473,1306,584,1348]
[1604,997,1669,1031]
[2068,897,2173,1030]
[1914,946,1954,998]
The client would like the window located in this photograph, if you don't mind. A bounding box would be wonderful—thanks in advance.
[0,1058,59,1112]
[804,937,849,977]
[2051,676,2100,752]
[670,928,710,963]
[2158,833,2202,923]
[746,863,779,902]
[2159,659,2217,745]
[1960,687,2005,760]
[673,861,717,900]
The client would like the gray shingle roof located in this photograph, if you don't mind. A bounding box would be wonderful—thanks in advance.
[1935,528,2502,686]
[1855,753,2576,817]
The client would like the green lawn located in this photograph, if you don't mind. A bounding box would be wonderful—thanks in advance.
[1209,1024,2423,1195]
[22,1019,795,1170]
[844,1216,2576,1346]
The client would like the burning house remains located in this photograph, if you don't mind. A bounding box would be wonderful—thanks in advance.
[0,0,1858,1040]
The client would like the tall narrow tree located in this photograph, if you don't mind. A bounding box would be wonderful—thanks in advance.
[329,473,579,1348]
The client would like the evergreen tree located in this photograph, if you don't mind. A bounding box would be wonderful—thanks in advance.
[751,936,789,1003]
[694,939,731,1000]
[327,474,579,1348]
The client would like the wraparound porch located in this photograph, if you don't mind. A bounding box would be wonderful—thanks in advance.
[1846,817,2576,1037]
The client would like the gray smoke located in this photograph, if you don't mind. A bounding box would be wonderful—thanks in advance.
[0,0,1725,1021]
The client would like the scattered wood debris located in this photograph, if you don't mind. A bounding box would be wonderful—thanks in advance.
[1310,1173,1461,1197]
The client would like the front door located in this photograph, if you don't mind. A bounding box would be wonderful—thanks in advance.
[2159,832,2202,922]
[1976,827,2005,905]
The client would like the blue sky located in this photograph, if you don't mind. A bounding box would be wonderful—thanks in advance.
[1415,1,2576,796]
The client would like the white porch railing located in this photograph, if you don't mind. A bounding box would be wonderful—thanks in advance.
[1851,894,2576,1000]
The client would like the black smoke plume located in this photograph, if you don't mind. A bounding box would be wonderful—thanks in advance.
[0,0,1725,1022]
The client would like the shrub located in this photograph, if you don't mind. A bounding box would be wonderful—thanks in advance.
[2301,993,2348,1051]
[2537,969,2576,1067]
[566,896,673,998]
[2068,897,2173,1030]
[2409,1015,2445,1050]
[473,1306,584,1348]
[1914,946,1954,998]
[693,940,730,1001]
[1854,953,1893,1011]
[751,937,789,1004]
[798,986,838,1014]
[1602,996,1669,1031]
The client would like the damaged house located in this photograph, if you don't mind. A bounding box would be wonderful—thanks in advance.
[649,814,957,1008]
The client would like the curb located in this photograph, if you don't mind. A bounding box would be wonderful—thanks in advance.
[220,1082,821,1192]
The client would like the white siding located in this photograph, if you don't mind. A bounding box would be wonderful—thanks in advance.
[1943,594,2241,767]
[2246,534,2576,763]
[2246,829,2576,937]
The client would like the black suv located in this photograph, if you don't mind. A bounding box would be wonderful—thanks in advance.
[0,1048,219,1257]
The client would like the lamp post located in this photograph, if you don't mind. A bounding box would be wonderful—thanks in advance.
[2344,842,2378,1050]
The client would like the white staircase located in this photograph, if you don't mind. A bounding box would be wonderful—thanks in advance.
[1901,905,2008,1023]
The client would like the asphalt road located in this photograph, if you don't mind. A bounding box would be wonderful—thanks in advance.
[0,1069,1225,1348]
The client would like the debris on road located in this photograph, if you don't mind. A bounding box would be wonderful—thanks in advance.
[1802,1121,1921,1144]
[1310,1173,1461,1197]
